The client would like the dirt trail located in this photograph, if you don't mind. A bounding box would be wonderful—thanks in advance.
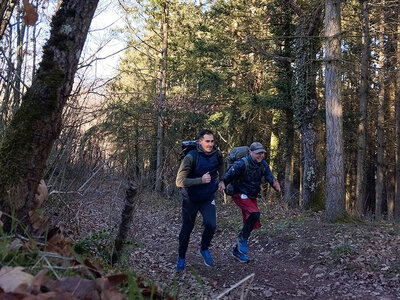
[128,198,400,299]
[54,186,400,299]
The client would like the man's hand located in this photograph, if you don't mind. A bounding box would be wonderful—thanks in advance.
[218,181,225,192]
[202,172,211,183]
[273,180,281,193]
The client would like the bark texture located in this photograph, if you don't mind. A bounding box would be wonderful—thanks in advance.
[356,0,369,217]
[0,0,99,230]
[292,2,323,210]
[324,0,345,221]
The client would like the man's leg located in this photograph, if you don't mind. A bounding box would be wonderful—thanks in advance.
[178,198,198,259]
[239,211,260,240]
[232,194,261,254]
[199,199,216,251]
[198,199,216,266]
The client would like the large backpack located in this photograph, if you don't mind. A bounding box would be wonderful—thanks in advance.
[180,140,197,160]
[226,146,249,169]
[225,146,249,195]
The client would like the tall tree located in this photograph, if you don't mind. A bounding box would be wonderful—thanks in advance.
[0,0,99,230]
[155,0,169,191]
[356,0,370,217]
[395,1,400,220]
[291,1,323,210]
[325,0,345,221]
[375,0,386,219]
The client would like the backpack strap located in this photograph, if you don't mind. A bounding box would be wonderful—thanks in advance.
[242,157,266,175]
[187,149,199,171]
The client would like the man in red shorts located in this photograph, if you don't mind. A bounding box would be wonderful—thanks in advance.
[222,142,281,262]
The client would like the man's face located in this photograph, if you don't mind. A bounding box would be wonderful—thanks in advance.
[250,151,265,163]
[199,134,214,153]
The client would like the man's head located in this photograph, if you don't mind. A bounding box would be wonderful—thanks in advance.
[198,129,215,153]
[249,142,266,163]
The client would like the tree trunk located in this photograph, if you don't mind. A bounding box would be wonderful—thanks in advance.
[356,0,370,217]
[0,0,17,41]
[395,2,400,220]
[300,123,318,210]
[325,0,345,221]
[0,30,13,135]
[155,0,169,192]
[375,2,386,219]
[292,3,323,210]
[284,108,295,207]
[0,0,99,230]
[13,7,26,112]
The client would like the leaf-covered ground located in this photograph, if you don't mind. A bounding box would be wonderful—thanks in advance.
[47,183,400,299]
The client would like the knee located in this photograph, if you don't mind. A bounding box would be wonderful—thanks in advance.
[249,212,260,221]
[203,220,216,232]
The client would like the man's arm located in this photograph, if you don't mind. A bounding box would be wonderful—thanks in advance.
[223,159,245,185]
[263,161,281,192]
[176,154,203,188]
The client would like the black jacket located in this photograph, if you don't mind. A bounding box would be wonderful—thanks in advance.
[223,154,275,199]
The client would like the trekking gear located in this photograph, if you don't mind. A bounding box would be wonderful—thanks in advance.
[232,245,249,262]
[180,140,198,161]
[199,249,215,267]
[237,236,248,254]
[225,146,267,196]
[226,146,249,169]
[225,146,249,195]
[176,257,186,272]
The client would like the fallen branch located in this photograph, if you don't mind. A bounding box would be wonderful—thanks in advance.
[215,273,255,299]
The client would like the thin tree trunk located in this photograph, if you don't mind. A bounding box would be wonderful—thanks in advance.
[284,108,295,207]
[12,6,26,112]
[375,2,386,219]
[155,0,169,192]
[356,0,370,217]
[0,0,99,231]
[325,0,345,221]
[0,0,17,41]
[0,29,13,135]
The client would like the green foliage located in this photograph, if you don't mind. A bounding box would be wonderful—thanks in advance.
[0,235,40,270]
[330,243,355,258]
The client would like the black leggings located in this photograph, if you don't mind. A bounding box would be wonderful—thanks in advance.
[239,212,260,240]
[178,198,216,258]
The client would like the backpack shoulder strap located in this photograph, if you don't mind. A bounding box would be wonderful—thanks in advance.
[261,160,268,174]
[241,157,249,174]
[188,149,199,170]
[216,149,223,165]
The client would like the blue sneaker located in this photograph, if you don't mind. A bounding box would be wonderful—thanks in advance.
[232,245,249,263]
[176,257,185,272]
[199,249,214,267]
[237,236,248,254]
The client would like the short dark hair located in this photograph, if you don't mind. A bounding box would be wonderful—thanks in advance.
[198,129,214,140]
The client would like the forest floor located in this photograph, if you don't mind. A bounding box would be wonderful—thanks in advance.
[53,182,400,299]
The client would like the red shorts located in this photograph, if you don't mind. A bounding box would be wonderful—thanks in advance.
[232,193,261,229]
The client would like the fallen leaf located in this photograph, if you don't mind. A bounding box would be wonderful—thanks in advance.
[0,266,34,293]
